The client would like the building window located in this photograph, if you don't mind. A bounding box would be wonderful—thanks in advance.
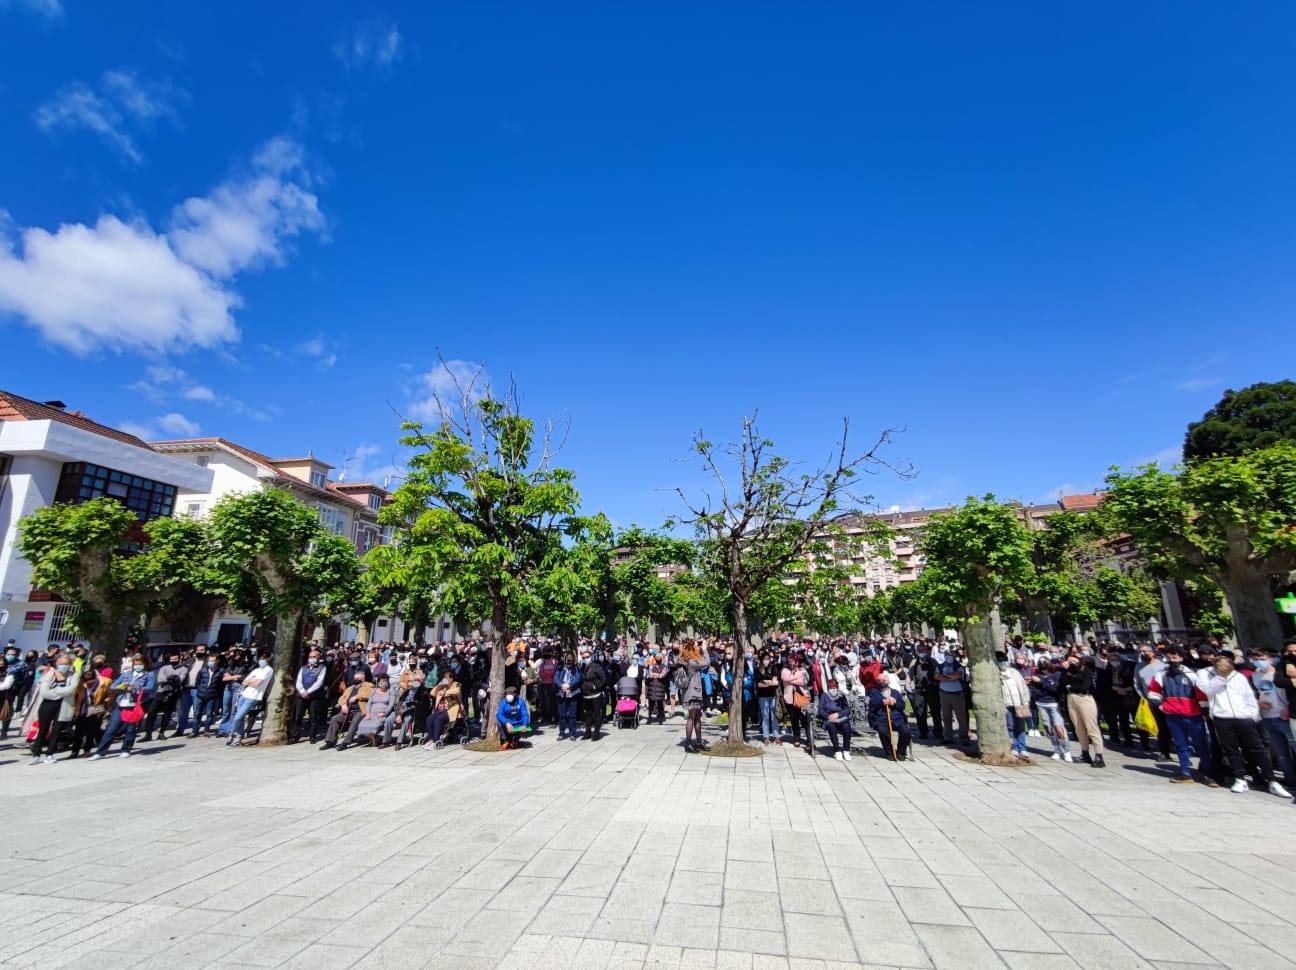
[310,469,327,489]
[368,494,382,511]
[196,455,210,467]
[55,462,176,521]
[185,502,203,516]
[48,603,81,642]
[318,504,346,535]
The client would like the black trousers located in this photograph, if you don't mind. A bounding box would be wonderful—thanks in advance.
[72,713,101,755]
[31,699,62,756]
[1101,696,1132,745]
[583,695,603,736]
[915,690,942,739]
[143,692,179,737]
[1214,716,1273,786]
[878,719,911,759]
[825,719,852,752]
[290,692,329,742]
[537,683,556,724]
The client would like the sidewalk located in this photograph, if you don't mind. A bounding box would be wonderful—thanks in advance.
[0,718,1292,969]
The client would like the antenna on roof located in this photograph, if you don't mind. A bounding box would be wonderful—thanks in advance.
[337,448,351,483]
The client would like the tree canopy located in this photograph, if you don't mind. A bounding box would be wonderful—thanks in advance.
[1184,380,1296,464]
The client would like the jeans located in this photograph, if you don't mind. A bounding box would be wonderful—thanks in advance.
[95,707,141,755]
[228,697,258,738]
[426,709,450,742]
[758,696,779,739]
[190,695,219,736]
[1036,701,1070,756]
[1005,709,1028,755]
[1166,714,1212,776]
[1263,718,1296,783]
[217,683,241,733]
[558,698,578,737]
[176,687,195,733]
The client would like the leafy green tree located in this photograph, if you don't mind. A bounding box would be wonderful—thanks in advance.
[382,371,580,745]
[918,495,1035,762]
[674,414,904,748]
[17,497,146,659]
[1092,566,1161,627]
[1103,444,1296,652]
[207,487,361,744]
[1184,380,1296,463]
[124,516,227,643]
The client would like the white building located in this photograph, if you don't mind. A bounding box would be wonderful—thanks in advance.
[0,391,213,651]
[149,437,416,645]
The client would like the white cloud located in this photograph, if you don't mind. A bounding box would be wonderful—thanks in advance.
[0,135,325,355]
[118,420,155,440]
[1,0,62,20]
[1175,376,1220,392]
[409,359,489,421]
[33,69,186,163]
[157,411,200,436]
[295,335,337,371]
[0,213,238,353]
[333,18,404,72]
[1129,445,1181,468]
[182,385,215,401]
[146,362,187,384]
[341,441,404,486]
[169,135,325,278]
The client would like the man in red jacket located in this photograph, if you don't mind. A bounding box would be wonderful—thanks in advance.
[1147,644,1216,786]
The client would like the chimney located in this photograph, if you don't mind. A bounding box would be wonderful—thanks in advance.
[41,400,67,410]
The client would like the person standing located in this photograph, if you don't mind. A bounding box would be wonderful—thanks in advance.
[1063,654,1105,767]
[781,652,811,748]
[755,649,781,744]
[581,653,607,740]
[29,653,79,764]
[1134,643,1171,761]
[177,646,213,735]
[1147,644,1216,785]
[1198,651,1290,796]
[536,650,558,726]
[142,649,187,742]
[554,651,582,739]
[909,645,942,741]
[290,649,329,744]
[998,652,1031,761]
[682,660,706,753]
[226,654,274,747]
[934,647,970,747]
[1027,659,1072,762]
[90,656,155,760]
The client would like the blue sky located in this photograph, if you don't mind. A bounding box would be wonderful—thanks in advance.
[1,2,1292,527]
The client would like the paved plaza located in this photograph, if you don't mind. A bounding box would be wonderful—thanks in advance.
[1,720,1294,970]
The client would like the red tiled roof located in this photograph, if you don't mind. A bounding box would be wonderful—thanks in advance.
[1059,493,1104,511]
[0,389,152,449]
[151,436,279,469]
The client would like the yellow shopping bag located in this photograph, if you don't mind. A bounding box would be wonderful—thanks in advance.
[1134,698,1159,737]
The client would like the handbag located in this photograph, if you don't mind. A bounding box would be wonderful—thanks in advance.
[791,688,811,711]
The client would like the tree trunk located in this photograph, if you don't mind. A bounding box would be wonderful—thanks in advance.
[1220,568,1283,653]
[485,597,508,744]
[356,619,371,647]
[728,600,753,745]
[260,608,300,746]
[961,610,1011,762]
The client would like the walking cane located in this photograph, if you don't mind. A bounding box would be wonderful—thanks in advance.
[886,702,897,762]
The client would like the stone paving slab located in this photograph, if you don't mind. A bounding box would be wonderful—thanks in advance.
[2,717,1295,969]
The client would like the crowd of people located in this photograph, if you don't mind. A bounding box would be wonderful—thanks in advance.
[3,632,1295,801]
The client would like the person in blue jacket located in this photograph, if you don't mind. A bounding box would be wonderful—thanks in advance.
[496,684,531,749]
[90,654,156,759]
[868,675,911,761]
[554,652,582,739]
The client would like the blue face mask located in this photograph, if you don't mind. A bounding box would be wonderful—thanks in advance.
[1255,659,1272,671]
[133,665,144,674]
[56,664,70,674]
[258,659,269,668]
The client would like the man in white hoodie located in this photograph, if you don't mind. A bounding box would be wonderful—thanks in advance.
[1197,650,1290,796]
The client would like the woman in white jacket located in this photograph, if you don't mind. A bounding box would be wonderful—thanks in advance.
[1197,651,1290,796]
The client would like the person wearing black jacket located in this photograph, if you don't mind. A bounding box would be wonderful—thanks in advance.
[1063,655,1105,767]
[1274,640,1296,714]
[581,654,607,740]
[142,650,187,742]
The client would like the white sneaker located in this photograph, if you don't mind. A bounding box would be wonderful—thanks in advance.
[1063,753,1074,763]
[42,755,55,765]
[1269,781,1291,798]
[1231,779,1249,793]
[1050,752,1061,761]
[29,756,41,766]
[843,751,852,761]
[117,751,131,759]
[834,751,844,761]
[87,753,102,761]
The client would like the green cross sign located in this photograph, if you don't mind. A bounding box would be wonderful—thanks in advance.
[1277,593,1296,615]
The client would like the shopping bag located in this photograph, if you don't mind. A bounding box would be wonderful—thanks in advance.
[1134,698,1159,737]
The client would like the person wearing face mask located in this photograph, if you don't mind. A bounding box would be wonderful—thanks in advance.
[909,645,941,742]
[868,672,911,761]
[818,674,854,761]
[0,655,12,742]
[1198,650,1289,796]
[225,653,274,747]
[424,669,463,748]
[997,651,1031,761]
[581,651,607,740]
[643,648,668,726]
[289,650,329,744]
[1134,644,1171,761]
[354,675,396,747]
[1250,647,1296,786]
[754,649,782,744]
[142,651,187,743]
[1147,644,1216,785]
[3,642,29,737]
[29,653,80,764]
[91,655,155,759]
[495,683,531,750]
[554,652,583,739]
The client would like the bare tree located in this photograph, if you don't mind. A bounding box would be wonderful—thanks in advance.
[673,414,910,750]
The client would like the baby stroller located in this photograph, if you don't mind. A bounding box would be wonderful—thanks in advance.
[614,675,640,729]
